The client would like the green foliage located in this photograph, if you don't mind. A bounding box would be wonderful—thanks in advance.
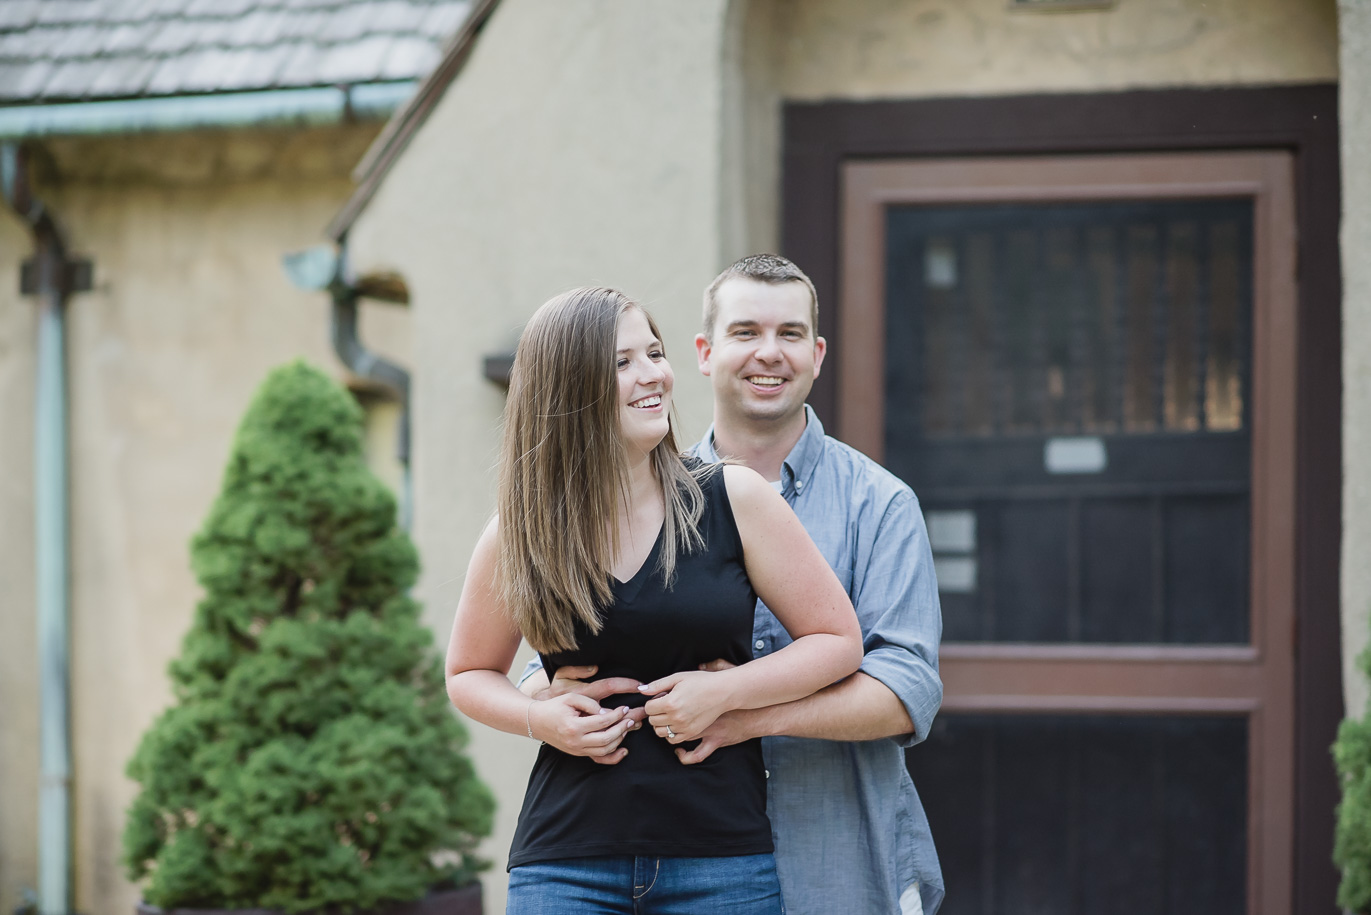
[123,361,494,913]
[1336,624,1371,914]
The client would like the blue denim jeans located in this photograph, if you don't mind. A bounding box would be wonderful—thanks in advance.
[506,853,784,915]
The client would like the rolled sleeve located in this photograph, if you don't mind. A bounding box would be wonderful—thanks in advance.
[853,491,944,748]
[515,655,544,688]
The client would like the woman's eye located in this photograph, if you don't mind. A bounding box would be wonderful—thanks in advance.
[649,350,664,360]
[616,359,629,369]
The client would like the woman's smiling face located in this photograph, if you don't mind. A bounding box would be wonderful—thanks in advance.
[616,306,673,459]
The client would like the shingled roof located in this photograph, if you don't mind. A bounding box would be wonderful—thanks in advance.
[0,0,474,104]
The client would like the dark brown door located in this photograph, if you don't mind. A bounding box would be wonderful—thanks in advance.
[839,153,1296,915]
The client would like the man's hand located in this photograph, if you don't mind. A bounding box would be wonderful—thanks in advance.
[640,669,736,742]
[674,708,754,764]
[540,666,641,707]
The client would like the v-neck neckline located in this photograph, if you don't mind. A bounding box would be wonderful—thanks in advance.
[611,522,665,597]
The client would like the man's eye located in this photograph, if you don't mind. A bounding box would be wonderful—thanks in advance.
[734,330,755,339]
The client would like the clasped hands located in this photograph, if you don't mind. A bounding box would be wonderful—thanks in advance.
[532,661,745,766]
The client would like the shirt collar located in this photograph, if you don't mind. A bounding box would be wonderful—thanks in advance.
[697,405,827,496]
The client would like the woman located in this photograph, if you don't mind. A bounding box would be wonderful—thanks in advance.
[444,287,862,914]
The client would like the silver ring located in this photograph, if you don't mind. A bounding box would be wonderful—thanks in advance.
[666,726,676,739]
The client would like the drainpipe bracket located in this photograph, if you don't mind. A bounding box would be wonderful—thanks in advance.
[20,258,91,296]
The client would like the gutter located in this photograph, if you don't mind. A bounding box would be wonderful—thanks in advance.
[282,244,413,529]
[1,140,87,915]
[0,81,417,140]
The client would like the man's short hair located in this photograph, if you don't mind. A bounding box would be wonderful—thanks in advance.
[702,253,819,342]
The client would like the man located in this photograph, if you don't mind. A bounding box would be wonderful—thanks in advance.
[522,254,944,915]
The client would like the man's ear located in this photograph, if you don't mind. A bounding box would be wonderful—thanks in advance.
[694,333,713,376]
[812,335,827,379]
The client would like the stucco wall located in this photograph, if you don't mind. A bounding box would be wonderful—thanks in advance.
[1342,0,1371,718]
[343,0,1344,907]
[767,0,1337,101]
[0,123,404,915]
[345,1,735,908]
[719,0,1340,256]
[0,203,40,915]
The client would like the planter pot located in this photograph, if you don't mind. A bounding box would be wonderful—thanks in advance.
[136,883,482,915]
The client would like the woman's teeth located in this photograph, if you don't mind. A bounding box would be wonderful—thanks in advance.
[631,395,662,408]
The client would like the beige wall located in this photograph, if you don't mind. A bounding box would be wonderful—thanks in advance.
[343,0,1343,908]
[1342,0,1371,718]
[0,199,40,915]
[0,123,404,915]
[768,0,1337,101]
[721,0,1339,254]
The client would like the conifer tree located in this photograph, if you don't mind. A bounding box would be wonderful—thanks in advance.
[1337,622,1371,914]
[123,360,493,913]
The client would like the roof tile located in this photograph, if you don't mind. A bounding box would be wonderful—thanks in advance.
[319,4,373,43]
[0,1,43,32]
[379,35,437,81]
[85,56,159,96]
[316,35,392,84]
[101,21,159,55]
[41,57,110,99]
[421,1,470,39]
[273,40,322,86]
[34,1,104,27]
[0,0,471,102]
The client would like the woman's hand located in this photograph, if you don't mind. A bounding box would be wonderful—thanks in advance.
[639,669,736,743]
[527,692,641,764]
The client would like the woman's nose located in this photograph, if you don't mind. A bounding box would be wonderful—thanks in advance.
[638,358,666,383]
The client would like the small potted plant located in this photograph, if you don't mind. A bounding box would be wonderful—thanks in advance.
[122,360,493,914]
[1335,612,1371,915]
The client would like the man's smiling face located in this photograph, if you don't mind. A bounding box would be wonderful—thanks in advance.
[695,276,826,430]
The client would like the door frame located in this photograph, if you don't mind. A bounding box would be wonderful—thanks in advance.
[841,150,1296,912]
[781,86,1342,913]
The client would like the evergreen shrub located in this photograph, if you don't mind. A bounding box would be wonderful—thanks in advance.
[1336,619,1371,914]
[122,360,493,913]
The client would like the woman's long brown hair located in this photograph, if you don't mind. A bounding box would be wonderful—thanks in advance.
[496,287,709,653]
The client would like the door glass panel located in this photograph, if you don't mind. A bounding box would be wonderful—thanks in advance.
[908,714,1247,915]
[886,201,1252,644]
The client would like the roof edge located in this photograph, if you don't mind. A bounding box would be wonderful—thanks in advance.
[327,0,503,241]
[0,82,417,140]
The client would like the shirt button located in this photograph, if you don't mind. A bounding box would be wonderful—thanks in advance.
[754,639,765,651]
[764,769,771,778]
[796,480,804,490]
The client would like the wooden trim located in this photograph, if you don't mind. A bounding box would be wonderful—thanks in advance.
[783,86,1342,913]
[942,644,1258,662]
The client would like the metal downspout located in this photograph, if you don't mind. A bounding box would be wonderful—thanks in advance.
[2,142,76,915]
[283,243,412,528]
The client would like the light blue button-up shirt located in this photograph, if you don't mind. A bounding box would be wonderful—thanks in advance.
[694,406,944,915]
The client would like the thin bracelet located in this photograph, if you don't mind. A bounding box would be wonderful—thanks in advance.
[525,699,536,740]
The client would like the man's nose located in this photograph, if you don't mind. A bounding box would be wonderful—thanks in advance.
[754,334,783,361]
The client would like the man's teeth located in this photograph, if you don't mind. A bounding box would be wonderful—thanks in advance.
[632,395,662,408]
[749,377,784,387]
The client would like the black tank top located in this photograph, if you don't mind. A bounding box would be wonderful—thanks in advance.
[506,466,772,867]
